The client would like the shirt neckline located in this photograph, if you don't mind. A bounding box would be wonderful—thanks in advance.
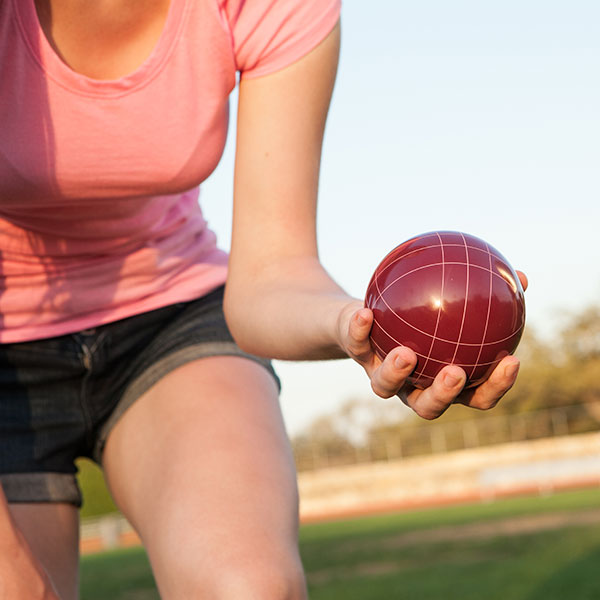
[14,0,188,98]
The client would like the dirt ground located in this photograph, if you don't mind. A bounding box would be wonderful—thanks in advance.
[379,506,600,548]
[306,507,600,585]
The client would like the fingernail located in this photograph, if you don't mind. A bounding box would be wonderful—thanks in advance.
[444,373,462,388]
[395,355,408,369]
[505,361,520,380]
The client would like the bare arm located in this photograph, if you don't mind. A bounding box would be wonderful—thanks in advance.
[224,23,349,360]
[224,22,525,419]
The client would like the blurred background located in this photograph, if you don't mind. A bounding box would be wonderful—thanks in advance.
[203,0,600,438]
[78,1,600,598]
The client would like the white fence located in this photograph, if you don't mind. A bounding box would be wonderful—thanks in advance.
[294,402,600,471]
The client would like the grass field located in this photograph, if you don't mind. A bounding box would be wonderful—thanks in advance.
[80,488,600,599]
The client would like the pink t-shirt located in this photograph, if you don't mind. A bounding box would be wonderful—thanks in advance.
[0,0,340,343]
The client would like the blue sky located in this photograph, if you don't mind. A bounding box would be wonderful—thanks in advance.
[203,1,600,435]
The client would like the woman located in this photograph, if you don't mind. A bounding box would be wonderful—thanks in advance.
[0,0,526,598]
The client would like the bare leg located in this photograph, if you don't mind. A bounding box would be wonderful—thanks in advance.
[9,503,80,600]
[102,356,307,599]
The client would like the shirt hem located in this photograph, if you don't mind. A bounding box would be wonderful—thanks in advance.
[0,274,228,344]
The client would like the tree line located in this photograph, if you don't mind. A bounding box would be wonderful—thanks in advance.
[292,305,600,469]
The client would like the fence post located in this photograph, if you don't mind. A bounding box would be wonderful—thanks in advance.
[462,421,480,448]
[551,409,569,437]
[385,436,401,461]
[509,414,527,442]
[99,515,121,550]
[430,426,447,454]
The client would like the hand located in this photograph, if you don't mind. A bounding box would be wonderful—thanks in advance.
[341,271,528,420]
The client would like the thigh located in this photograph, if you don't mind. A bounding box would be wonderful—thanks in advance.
[102,356,306,599]
[9,502,80,600]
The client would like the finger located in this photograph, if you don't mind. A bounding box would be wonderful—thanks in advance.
[402,365,466,420]
[346,307,375,363]
[455,356,520,410]
[370,346,417,398]
[516,270,528,291]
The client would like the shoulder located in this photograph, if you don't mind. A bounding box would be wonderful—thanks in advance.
[218,0,341,78]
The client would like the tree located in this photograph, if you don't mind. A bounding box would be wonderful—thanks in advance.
[291,303,600,468]
[503,305,600,413]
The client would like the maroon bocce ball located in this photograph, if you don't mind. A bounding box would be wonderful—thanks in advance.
[365,231,526,389]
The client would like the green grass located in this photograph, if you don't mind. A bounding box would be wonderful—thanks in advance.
[80,488,600,600]
[80,547,159,600]
[304,527,600,600]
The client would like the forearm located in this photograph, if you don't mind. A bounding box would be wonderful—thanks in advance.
[224,256,361,360]
[225,24,355,360]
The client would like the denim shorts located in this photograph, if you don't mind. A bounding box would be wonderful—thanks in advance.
[0,286,279,507]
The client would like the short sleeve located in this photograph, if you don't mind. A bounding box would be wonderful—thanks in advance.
[221,0,341,79]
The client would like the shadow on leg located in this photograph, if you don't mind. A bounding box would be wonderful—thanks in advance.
[9,502,80,600]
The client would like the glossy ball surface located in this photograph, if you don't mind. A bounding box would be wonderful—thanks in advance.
[365,231,526,389]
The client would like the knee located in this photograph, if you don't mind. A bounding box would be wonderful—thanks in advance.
[158,546,307,600]
[207,557,307,600]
